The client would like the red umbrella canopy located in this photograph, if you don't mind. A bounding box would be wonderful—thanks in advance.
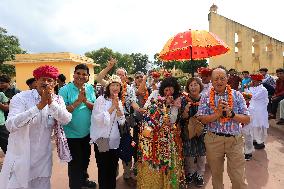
[159,30,230,61]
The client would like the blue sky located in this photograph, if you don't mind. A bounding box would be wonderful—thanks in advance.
[0,0,283,60]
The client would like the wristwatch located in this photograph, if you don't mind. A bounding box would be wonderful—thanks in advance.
[230,111,235,118]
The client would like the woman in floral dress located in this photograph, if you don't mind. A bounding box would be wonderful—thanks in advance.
[137,77,184,189]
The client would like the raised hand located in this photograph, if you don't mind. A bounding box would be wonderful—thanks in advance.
[107,57,117,69]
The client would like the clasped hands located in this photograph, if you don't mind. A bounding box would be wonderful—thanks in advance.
[37,84,53,110]
[215,99,233,118]
[109,94,123,116]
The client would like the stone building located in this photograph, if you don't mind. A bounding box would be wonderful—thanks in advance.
[4,52,98,90]
[208,4,284,74]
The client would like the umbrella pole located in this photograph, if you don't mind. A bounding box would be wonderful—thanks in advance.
[190,46,194,77]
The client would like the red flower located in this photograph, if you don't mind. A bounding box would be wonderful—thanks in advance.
[151,71,161,78]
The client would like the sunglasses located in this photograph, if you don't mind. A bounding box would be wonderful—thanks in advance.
[135,75,143,79]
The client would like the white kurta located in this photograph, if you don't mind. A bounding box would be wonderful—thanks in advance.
[243,85,269,147]
[90,96,125,149]
[0,89,72,189]
[247,85,269,128]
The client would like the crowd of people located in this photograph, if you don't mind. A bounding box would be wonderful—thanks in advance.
[0,59,283,189]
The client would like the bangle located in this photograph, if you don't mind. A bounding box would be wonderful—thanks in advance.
[70,105,75,110]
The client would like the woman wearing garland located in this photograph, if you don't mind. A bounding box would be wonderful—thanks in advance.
[137,77,184,189]
[180,77,206,187]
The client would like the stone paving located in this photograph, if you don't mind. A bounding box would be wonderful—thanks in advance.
[1,124,284,189]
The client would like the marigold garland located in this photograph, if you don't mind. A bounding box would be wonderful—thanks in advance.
[209,85,233,123]
[182,92,200,106]
[143,90,149,105]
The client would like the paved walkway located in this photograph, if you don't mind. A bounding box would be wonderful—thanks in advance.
[1,125,284,189]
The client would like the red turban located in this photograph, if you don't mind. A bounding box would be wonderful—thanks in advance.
[250,74,264,81]
[151,71,161,78]
[33,65,60,80]
[197,67,212,76]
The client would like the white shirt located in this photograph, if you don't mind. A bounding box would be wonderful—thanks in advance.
[0,89,72,189]
[247,85,269,128]
[90,96,125,149]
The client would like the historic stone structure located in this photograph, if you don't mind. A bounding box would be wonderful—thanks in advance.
[208,4,284,74]
[5,52,98,90]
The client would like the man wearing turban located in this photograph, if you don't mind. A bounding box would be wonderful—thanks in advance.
[0,65,72,189]
[242,74,268,161]
[197,67,213,95]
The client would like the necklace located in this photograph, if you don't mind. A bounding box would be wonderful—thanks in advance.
[209,85,233,123]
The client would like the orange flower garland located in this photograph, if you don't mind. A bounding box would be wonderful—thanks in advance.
[121,82,127,106]
[143,90,149,106]
[182,91,200,106]
[209,85,233,123]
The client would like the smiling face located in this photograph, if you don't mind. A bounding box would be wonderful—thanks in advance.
[73,69,89,86]
[212,68,228,93]
[135,74,143,86]
[188,80,201,97]
[36,76,57,94]
[163,86,174,97]
[276,71,284,80]
[200,74,211,84]
[109,82,121,97]
[116,68,127,82]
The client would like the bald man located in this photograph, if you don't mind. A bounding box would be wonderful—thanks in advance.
[197,68,250,189]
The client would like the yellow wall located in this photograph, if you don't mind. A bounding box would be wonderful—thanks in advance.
[15,62,95,90]
[209,12,284,74]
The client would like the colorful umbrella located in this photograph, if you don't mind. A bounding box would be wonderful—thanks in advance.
[159,29,229,61]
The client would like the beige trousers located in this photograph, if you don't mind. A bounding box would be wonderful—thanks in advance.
[205,132,247,189]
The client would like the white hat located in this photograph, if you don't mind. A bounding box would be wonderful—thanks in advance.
[106,75,122,87]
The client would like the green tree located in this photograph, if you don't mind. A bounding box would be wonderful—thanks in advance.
[153,53,163,68]
[130,53,149,74]
[116,53,134,74]
[85,47,116,74]
[85,47,135,74]
[0,27,25,76]
[179,59,208,76]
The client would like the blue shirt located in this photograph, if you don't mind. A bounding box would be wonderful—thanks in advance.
[241,77,251,92]
[59,82,96,138]
[197,88,249,135]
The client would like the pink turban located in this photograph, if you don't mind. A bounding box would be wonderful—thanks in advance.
[33,65,60,80]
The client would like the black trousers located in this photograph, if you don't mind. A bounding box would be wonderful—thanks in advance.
[94,144,119,189]
[67,135,91,189]
[270,95,284,115]
[0,125,9,154]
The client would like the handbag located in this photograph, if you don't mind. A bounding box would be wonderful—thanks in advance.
[187,116,204,139]
[96,137,110,152]
[95,114,116,152]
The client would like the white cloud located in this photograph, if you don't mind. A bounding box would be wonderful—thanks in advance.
[0,0,283,60]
